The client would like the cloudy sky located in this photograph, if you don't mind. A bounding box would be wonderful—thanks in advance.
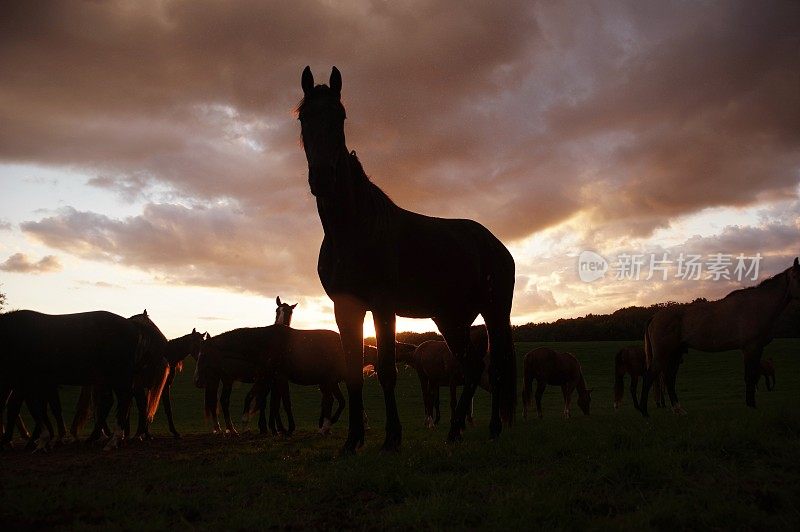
[1,0,798,338]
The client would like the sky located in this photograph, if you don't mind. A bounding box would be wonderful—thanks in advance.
[0,0,798,339]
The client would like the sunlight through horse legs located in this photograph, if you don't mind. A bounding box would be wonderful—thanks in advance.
[424,415,435,429]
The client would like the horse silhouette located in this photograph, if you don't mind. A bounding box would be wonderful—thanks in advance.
[298,66,516,452]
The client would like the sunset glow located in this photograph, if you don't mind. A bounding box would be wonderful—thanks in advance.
[1,1,798,338]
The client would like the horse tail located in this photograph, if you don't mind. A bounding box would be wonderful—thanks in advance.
[146,363,170,422]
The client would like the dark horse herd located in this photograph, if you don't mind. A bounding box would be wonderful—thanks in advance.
[2,67,799,454]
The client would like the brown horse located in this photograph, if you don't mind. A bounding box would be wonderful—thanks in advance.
[195,325,346,436]
[522,347,592,419]
[613,345,665,411]
[640,258,800,416]
[299,67,516,452]
[759,358,776,391]
[409,326,490,428]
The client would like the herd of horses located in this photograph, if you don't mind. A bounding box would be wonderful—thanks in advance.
[2,66,799,455]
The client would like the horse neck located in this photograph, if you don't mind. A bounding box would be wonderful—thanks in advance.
[576,373,589,397]
[166,335,191,363]
[316,150,394,243]
[745,272,792,333]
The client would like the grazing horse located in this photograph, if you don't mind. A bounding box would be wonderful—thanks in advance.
[195,325,346,436]
[0,310,148,450]
[522,347,592,419]
[410,326,490,428]
[613,345,665,410]
[298,66,516,452]
[760,358,775,391]
[640,258,800,416]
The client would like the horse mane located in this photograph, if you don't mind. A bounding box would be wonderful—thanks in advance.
[722,266,789,300]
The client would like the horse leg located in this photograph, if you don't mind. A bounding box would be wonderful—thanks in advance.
[27,393,53,453]
[330,383,346,424]
[663,361,684,415]
[281,380,295,436]
[132,386,148,440]
[104,382,132,451]
[523,360,534,419]
[319,384,334,435]
[483,309,516,438]
[242,384,258,429]
[204,380,222,434]
[449,384,460,425]
[48,387,69,444]
[432,384,441,426]
[743,345,763,408]
[1,390,25,446]
[268,384,287,435]
[162,368,180,438]
[561,384,574,419]
[219,381,238,436]
[655,374,666,408]
[70,385,93,440]
[87,387,112,443]
[373,309,401,452]
[439,324,474,443]
[535,381,545,419]
[257,382,270,435]
[629,375,640,411]
[417,369,433,428]
[16,416,31,441]
[334,296,367,454]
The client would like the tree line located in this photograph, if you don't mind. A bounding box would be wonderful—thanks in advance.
[369,300,800,345]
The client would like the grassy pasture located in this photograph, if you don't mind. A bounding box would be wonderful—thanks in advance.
[1,339,799,529]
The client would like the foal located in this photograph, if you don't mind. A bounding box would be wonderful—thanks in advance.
[613,345,665,411]
[523,347,592,419]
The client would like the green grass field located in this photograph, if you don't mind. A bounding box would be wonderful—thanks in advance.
[2,339,799,529]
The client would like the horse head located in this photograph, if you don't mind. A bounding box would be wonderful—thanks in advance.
[188,327,206,360]
[275,296,298,326]
[298,66,347,197]
[578,388,593,416]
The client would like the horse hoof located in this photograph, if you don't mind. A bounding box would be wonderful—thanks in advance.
[446,427,463,443]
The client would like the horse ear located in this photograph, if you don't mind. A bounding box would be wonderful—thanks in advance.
[276,296,282,306]
[204,332,211,340]
[143,309,148,316]
[192,327,196,333]
[301,66,314,95]
[291,303,298,309]
[330,66,341,96]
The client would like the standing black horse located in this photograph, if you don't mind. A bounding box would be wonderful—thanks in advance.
[298,67,516,452]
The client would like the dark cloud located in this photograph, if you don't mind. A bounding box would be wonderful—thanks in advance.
[0,253,62,273]
[3,1,799,316]
[21,203,323,296]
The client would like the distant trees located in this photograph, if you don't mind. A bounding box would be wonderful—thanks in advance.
[375,299,800,345]
[0,285,5,311]
[513,299,800,342]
